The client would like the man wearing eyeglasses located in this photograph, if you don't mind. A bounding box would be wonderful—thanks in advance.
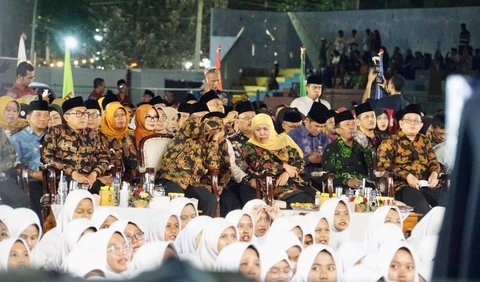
[85,99,102,131]
[42,97,110,194]
[6,62,36,99]
[377,104,446,214]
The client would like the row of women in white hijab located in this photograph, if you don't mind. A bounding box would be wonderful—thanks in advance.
[0,189,444,281]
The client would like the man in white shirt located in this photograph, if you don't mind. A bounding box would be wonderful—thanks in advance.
[290,75,331,117]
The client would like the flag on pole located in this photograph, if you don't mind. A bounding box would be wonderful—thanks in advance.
[372,48,386,100]
[215,44,223,91]
[62,47,75,99]
[299,46,306,97]
[17,33,27,65]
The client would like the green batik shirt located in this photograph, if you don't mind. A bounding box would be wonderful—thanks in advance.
[322,137,373,187]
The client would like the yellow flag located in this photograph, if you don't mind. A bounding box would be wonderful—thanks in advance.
[62,47,74,99]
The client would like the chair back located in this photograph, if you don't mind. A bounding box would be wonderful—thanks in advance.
[139,134,173,173]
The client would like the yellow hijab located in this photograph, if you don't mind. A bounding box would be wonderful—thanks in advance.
[0,96,20,131]
[248,113,303,158]
[100,102,130,140]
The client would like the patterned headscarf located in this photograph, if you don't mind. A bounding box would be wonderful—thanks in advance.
[100,101,130,140]
[0,96,20,131]
[248,113,303,158]
[134,104,156,147]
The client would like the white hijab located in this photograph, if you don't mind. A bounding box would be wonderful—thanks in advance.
[407,207,445,249]
[365,223,405,254]
[364,206,403,242]
[0,205,13,222]
[374,241,420,282]
[293,244,342,282]
[242,199,268,225]
[264,230,303,256]
[58,189,96,233]
[57,218,97,271]
[148,213,179,242]
[197,218,236,270]
[319,198,352,249]
[4,208,43,245]
[214,242,258,273]
[305,212,329,245]
[267,216,303,242]
[336,242,367,273]
[65,229,129,280]
[417,235,438,282]
[110,220,145,237]
[129,241,176,278]
[91,206,121,229]
[258,244,291,282]
[0,238,30,272]
[175,215,212,254]
[343,264,382,282]
[168,198,198,229]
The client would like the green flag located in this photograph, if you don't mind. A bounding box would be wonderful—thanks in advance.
[62,47,74,99]
[299,47,306,97]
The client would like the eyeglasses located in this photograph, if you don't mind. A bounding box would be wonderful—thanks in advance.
[125,231,145,242]
[107,242,131,255]
[219,232,237,240]
[87,113,100,119]
[239,115,255,121]
[66,111,88,118]
[402,118,422,125]
[268,267,293,276]
[145,115,159,122]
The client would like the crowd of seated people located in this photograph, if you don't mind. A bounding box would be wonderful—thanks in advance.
[0,60,449,281]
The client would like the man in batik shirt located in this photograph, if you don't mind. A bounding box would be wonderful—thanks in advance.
[323,110,373,189]
[377,104,446,214]
[42,97,110,194]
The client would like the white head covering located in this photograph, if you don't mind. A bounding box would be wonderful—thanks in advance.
[364,206,403,242]
[65,228,129,280]
[57,190,96,232]
[148,213,179,242]
[3,208,43,245]
[225,209,251,227]
[258,245,291,282]
[0,238,30,272]
[336,242,367,272]
[175,215,212,254]
[417,235,438,282]
[110,219,145,236]
[197,218,236,270]
[129,241,176,278]
[242,199,268,224]
[305,212,329,245]
[292,244,341,282]
[407,207,445,249]
[57,218,97,271]
[374,241,420,282]
[91,206,121,229]
[319,198,351,249]
[268,216,303,242]
[264,230,303,256]
[343,264,383,282]
[168,198,198,228]
[365,223,405,254]
[0,205,13,222]
[214,242,258,273]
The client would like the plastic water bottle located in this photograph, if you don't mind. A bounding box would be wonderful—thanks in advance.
[154,184,166,197]
[112,177,121,205]
[352,130,369,148]
[315,191,321,208]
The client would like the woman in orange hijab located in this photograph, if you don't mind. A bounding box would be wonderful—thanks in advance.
[0,96,22,138]
[243,113,316,208]
[99,102,138,181]
[134,104,158,148]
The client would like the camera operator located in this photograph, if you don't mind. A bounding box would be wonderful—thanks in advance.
[361,69,410,115]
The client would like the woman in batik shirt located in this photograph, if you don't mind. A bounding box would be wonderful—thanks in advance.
[243,113,316,207]
[99,101,138,182]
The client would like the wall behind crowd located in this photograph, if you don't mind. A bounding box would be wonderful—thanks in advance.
[211,6,480,88]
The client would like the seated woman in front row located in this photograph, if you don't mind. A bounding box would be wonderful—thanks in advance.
[243,114,316,208]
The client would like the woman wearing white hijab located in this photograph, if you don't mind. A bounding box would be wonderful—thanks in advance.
[56,218,97,271]
[129,241,177,278]
[242,199,277,244]
[0,238,30,272]
[364,205,403,242]
[197,217,238,270]
[374,241,420,282]
[175,215,212,254]
[168,197,198,229]
[319,198,352,250]
[407,207,445,250]
[268,216,304,244]
[148,213,180,242]
[91,206,121,229]
[365,223,405,254]
[417,235,438,282]
[305,212,330,245]
[110,220,146,258]
[225,209,255,243]
[3,208,42,251]
[258,245,293,282]
[264,231,303,272]
[293,244,341,282]
[215,242,261,281]
[0,205,13,241]
[34,189,95,270]
[65,228,130,280]
[336,242,367,273]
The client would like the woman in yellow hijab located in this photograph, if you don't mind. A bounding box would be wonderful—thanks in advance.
[243,113,316,207]
[0,96,22,138]
[99,102,138,182]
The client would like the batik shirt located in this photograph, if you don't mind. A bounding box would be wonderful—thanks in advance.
[228,131,249,170]
[159,118,230,189]
[377,130,441,190]
[99,131,138,181]
[243,143,306,200]
[41,124,110,178]
[0,128,16,173]
[288,124,329,176]
[322,138,373,187]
